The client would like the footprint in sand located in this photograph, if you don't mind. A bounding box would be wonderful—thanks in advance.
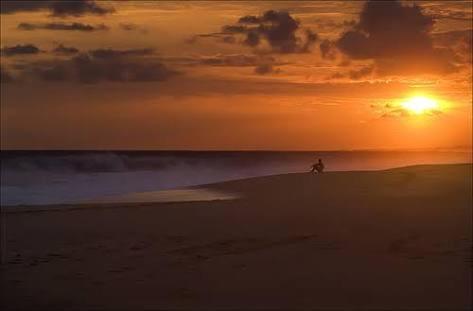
[169,234,319,261]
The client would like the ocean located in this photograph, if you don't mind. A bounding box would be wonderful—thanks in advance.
[1,150,471,206]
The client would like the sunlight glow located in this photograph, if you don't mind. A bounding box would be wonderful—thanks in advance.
[401,96,439,115]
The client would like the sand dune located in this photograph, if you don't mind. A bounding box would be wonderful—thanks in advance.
[1,164,471,310]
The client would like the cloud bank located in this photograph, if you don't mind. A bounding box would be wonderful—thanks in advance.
[18,22,108,32]
[28,48,177,84]
[1,44,41,56]
[1,0,113,16]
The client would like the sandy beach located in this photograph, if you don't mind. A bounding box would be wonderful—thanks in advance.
[1,164,472,310]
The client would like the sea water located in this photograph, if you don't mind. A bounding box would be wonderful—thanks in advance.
[1,150,471,206]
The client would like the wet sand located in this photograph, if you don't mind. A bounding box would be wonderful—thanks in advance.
[1,164,472,310]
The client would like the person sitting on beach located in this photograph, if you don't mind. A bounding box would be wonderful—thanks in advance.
[310,158,325,173]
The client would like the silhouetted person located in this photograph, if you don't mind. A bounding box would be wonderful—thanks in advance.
[310,158,325,173]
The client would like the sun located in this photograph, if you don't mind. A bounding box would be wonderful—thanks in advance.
[401,96,439,115]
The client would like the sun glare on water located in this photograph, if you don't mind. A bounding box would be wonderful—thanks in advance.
[401,96,439,115]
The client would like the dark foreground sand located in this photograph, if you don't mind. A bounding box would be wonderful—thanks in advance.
[1,164,472,310]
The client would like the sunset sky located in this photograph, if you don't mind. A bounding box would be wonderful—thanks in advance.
[1,0,471,150]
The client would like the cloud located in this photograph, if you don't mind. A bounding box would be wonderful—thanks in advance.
[119,23,148,34]
[188,32,240,45]
[199,54,276,67]
[1,66,14,83]
[254,63,276,75]
[50,0,113,17]
[335,0,456,75]
[73,54,176,83]
[348,65,374,80]
[222,36,236,44]
[212,10,318,53]
[1,1,50,14]
[89,48,156,59]
[328,72,345,80]
[119,23,138,31]
[427,8,472,22]
[380,104,442,118]
[1,0,113,16]
[23,48,177,84]
[319,39,337,60]
[34,62,69,81]
[18,22,109,32]
[434,29,472,64]
[1,44,40,56]
[52,44,79,55]
[166,53,282,75]
[325,65,374,81]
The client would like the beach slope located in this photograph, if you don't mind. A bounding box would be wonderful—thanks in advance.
[1,164,471,310]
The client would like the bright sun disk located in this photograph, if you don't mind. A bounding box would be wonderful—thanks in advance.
[401,96,439,115]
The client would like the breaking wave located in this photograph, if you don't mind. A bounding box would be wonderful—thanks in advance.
[1,151,313,173]
[1,150,471,206]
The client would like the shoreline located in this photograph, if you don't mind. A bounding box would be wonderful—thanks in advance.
[3,163,471,212]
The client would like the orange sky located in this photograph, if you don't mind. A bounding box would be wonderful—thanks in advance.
[1,1,472,150]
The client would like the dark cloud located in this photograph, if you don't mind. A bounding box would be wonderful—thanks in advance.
[254,63,275,75]
[23,48,177,84]
[186,33,219,44]
[165,53,281,75]
[34,62,69,81]
[335,0,455,75]
[18,22,108,32]
[302,29,318,52]
[52,44,79,55]
[244,30,261,47]
[50,0,113,17]
[1,1,50,14]
[222,25,247,34]
[89,48,156,59]
[222,36,236,44]
[328,72,345,80]
[187,32,238,45]
[319,39,337,60]
[120,23,138,31]
[200,54,274,67]
[72,54,175,83]
[1,66,14,83]
[219,10,318,53]
[337,0,434,59]
[1,0,113,16]
[238,15,261,24]
[325,64,374,81]
[119,23,148,34]
[1,44,40,56]
[348,65,374,80]
[189,54,281,75]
